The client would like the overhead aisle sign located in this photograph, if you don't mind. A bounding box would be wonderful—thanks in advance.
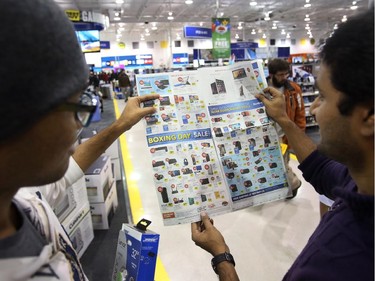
[184,26,212,39]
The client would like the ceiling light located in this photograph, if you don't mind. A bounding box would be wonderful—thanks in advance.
[114,17,121,21]
[220,12,224,17]
[304,3,311,7]
[251,30,256,35]
[185,0,193,4]
[352,1,357,4]
[281,29,286,35]
[262,33,266,38]
[272,24,277,29]
[167,12,174,20]
[258,29,262,33]
[333,24,338,30]
[115,0,124,3]
[350,5,358,10]
[286,33,290,38]
[249,1,257,6]
[115,12,119,16]
[342,15,347,22]
[151,26,157,30]
[264,12,271,21]
[199,22,203,26]
[309,34,313,38]
[235,33,239,39]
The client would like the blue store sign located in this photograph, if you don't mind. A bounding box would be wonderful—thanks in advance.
[184,26,212,39]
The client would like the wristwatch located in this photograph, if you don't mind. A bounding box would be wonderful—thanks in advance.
[211,252,236,274]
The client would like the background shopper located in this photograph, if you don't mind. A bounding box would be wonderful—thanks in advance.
[267,58,306,198]
[118,69,132,102]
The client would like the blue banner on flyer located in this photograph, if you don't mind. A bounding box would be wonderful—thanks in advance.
[147,129,212,146]
[208,99,263,116]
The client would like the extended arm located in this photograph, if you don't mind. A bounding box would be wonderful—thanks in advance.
[256,88,316,163]
[191,212,240,281]
[72,94,159,171]
[35,94,159,206]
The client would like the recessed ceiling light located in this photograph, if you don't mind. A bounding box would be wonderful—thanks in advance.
[350,5,358,10]
[249,1,257,6]
[114,17,121,21]
[262,33,267,38]
[115,0,124,3]
[185,0,193,4]
[304,3,311,7]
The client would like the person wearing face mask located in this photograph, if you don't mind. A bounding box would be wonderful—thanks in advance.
[267,58,306,199]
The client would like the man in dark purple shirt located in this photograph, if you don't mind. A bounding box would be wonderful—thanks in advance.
[191,8,374,281]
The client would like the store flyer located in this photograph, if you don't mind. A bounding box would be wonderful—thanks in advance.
[136,63,290,226]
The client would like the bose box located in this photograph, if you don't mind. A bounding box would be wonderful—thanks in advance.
[112,219,160,281]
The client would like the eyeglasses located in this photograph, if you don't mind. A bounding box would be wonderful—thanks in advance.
[59,92,97,127]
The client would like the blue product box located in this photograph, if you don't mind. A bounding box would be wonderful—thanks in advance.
[112,220,160,281]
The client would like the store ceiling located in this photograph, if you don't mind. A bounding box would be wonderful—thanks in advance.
[55,0,369,41]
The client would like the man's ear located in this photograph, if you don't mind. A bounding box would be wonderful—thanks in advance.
[360,108,374,137]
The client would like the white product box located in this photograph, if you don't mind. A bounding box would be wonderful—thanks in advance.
[106,140,120,160]
[54,176,88,222]
[111,158,122,181]
[80,129,119,159]
[61,201,94,258]
[85,155,113,203]
[112,220,160,281]
[90,181,118,229]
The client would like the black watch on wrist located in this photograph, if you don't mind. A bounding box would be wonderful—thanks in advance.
[211,252,235,274]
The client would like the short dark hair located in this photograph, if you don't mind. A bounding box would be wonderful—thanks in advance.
[320,9,374,115]
[267,59,290,75]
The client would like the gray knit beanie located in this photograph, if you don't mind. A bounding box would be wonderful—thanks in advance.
[0,0,88,141]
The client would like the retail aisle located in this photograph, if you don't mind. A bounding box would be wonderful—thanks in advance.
[115,99,321,281]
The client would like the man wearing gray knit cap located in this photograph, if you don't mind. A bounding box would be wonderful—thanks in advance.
[0,0,160,280]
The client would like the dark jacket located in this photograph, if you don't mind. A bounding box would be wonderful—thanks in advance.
[118,72,131,88]
[283,150,374,281]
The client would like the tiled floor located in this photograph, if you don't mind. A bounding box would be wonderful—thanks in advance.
[117,101,322,281]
